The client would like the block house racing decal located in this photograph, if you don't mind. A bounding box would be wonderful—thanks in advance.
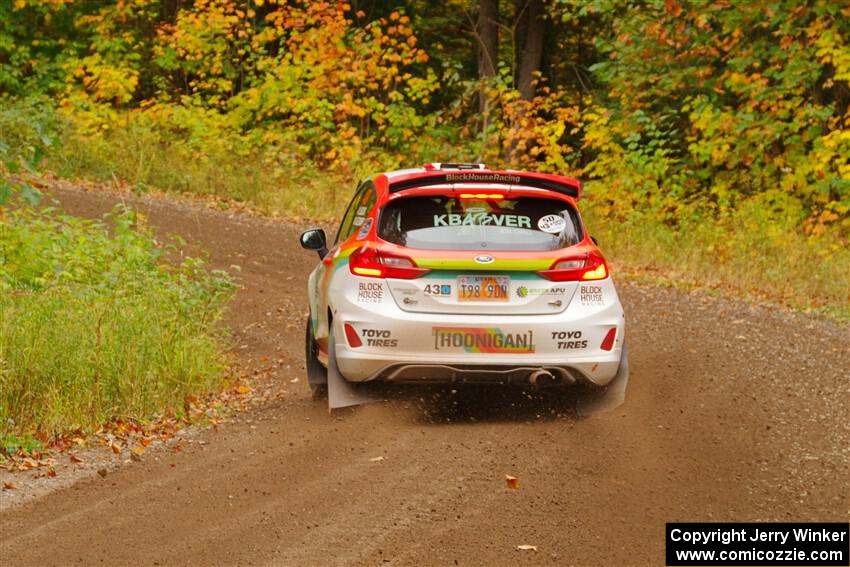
[357,281,383,303]
[579,284,604,306]
[432,327,535,353]
[444,173,521,184]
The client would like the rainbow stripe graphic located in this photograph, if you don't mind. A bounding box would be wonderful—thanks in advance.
[432,327,535,354]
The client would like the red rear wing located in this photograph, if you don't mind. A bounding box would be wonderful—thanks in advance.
[386,170,581,199]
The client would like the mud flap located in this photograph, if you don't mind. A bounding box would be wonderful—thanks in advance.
[327,333,381,409]
[575,343,629,416]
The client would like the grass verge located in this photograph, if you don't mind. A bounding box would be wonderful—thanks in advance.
[582,202,850,319]
[0,202,235,449]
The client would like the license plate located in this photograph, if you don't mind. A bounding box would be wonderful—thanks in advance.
[457,275,510,302]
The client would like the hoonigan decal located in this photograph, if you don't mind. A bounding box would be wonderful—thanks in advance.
[432,327,535,353]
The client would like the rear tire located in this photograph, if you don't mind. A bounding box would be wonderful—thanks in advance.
[305,317,327,401]
[309,383,328,401]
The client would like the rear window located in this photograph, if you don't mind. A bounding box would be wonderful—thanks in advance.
[378,195,583,251]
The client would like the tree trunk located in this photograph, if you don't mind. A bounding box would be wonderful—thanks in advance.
[476,0,499,143]
[516,0,544,100]
[477,0,499,82]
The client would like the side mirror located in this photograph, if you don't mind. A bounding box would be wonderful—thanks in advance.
[300,228,328,258]
[590,235,599,246]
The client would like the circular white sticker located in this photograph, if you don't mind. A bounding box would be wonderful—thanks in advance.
[538,214,566,233]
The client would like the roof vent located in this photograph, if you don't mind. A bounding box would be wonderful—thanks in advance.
[423,163,489,171]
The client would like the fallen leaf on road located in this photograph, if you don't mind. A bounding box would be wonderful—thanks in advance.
[235,385,252,395]
[505,475,519,489]
[3,481,16,490]
[131,447,145,455]
[110,442,122,454]
[69,454,83,464]
[97,468,108,478]
[517,545,538,551]
[46,467,57,478]
[370,456,384,462]
[138,437,152,447]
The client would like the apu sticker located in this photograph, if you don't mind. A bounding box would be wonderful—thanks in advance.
[538,214,566,233]
[356,217,373,239]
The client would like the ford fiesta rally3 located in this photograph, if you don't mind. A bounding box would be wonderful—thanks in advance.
[299,163,629,411]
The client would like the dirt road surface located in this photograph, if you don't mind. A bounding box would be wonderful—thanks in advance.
[2,186,848,566]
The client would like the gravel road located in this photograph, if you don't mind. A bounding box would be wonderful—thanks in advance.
[1,186,847,566]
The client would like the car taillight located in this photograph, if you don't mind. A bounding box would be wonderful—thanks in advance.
[538,252,608,282]
[349,247,430,279]
[344,323,362,348]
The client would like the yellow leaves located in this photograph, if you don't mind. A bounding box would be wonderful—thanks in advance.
[709,142,731,164]
[726,71,751,86]
[67,55,139,106]
[814,28,850,83]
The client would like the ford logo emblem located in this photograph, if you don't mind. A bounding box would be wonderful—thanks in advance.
[474,254,495,264]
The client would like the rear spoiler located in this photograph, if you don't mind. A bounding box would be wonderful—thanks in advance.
[387,171,581,199]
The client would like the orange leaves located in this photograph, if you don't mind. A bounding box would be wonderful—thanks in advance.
[663,0,682,17]
[216,2,435,165]
[57,0,436,165]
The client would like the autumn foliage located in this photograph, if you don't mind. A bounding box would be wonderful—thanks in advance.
[0,0,848,311]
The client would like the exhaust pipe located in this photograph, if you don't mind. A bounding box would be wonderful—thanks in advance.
[528,368,559,389]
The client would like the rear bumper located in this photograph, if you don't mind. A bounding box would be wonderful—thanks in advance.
[331,277,626,386]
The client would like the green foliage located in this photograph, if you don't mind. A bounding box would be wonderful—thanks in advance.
[0,0,847,313]
[0,205,235,437]
[0,97,58,205]
[583,0,850,239]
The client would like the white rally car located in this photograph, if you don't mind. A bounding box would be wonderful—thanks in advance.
[300,164,628,411]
